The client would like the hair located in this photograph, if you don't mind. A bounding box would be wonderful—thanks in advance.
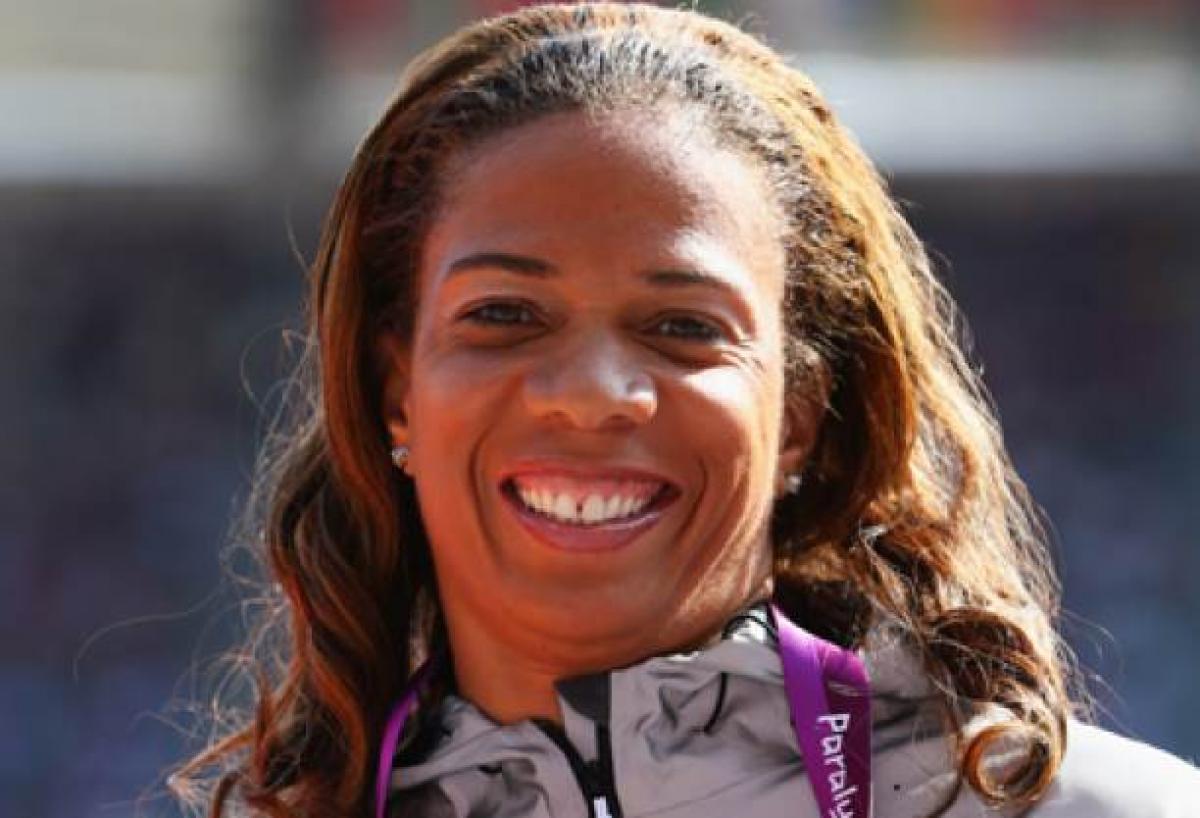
[171,4,1080,817]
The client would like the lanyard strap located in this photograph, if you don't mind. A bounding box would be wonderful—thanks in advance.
[375,607,872,818]
[772,603,872,818]
[374,660,433,818]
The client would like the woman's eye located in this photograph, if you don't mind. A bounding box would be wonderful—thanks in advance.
[652,314,724,342]
[462,301,539,326]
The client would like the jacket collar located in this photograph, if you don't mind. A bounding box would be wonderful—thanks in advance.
[391,602,941,795]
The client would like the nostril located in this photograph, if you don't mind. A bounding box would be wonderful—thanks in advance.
[522,344,657,430]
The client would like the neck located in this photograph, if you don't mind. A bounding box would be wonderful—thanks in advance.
[442,593,770,727]
[453,640,568,725]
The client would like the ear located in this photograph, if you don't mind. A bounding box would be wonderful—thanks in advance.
[777,362,832,493]
[375,329,413,450]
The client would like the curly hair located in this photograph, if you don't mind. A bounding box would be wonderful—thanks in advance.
[171,4,1079,816]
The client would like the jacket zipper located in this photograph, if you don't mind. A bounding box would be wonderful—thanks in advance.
[534,719,624,818]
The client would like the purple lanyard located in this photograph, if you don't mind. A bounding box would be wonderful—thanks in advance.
[374,606,871,818]
[374,660,435,818]
[772,603,872,818]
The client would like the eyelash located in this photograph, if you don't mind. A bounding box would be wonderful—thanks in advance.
[462,301,538,327]
[652,314,723,342]
[460,301,726,343]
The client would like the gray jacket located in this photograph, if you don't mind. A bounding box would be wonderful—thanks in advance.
[387,607,1200,817]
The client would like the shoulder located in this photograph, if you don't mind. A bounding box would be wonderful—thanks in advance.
[860,616,1200,816]
[1030,720,1200,818]
[874,718,1200,818]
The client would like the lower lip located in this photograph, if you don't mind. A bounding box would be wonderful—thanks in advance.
[501,483,678,553]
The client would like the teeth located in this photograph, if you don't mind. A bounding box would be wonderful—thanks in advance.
[552,493,577,521]
[514,484,656,525]
[581,494,606,523]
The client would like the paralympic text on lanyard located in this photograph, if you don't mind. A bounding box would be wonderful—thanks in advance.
[772,603,873,818]
[374,604,872,818]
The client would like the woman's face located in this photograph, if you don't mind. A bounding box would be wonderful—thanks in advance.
[379,110,825,671]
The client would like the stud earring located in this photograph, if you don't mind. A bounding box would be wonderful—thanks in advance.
[784,473,803,495]
[390,445,411,473]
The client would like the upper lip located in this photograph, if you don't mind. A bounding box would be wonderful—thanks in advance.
[497,458,679,489]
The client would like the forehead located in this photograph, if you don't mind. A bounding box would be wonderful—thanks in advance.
[422,109,786,291]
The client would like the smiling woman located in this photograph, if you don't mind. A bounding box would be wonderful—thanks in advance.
[376,108,802,725]
[171,4,1199,818]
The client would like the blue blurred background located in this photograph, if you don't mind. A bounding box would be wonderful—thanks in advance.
[3,1,1198,815]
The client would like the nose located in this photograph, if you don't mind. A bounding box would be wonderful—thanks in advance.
[522,331,658,431]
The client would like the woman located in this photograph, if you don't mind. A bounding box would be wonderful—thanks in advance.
[173,4,1199,817]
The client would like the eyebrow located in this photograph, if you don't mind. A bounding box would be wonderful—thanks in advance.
[445,252,555,279]
[444,251,746,299]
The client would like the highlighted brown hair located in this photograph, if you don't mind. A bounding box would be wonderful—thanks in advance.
[172,4,1078,816]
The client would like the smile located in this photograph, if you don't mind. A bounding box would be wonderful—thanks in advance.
[499,467,681,551]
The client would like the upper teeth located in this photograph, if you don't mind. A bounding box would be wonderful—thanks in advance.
[516,487,654,524]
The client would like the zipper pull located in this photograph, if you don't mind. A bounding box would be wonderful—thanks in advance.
[592,796,614,818]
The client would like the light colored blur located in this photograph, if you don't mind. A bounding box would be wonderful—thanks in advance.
[2,0,1197,184]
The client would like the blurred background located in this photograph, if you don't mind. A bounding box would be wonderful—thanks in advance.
[3,0,1198,815]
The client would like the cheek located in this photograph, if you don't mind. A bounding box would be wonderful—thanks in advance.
[407,346,514,452]
[405,348,515,561]
[676,360,784,473]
